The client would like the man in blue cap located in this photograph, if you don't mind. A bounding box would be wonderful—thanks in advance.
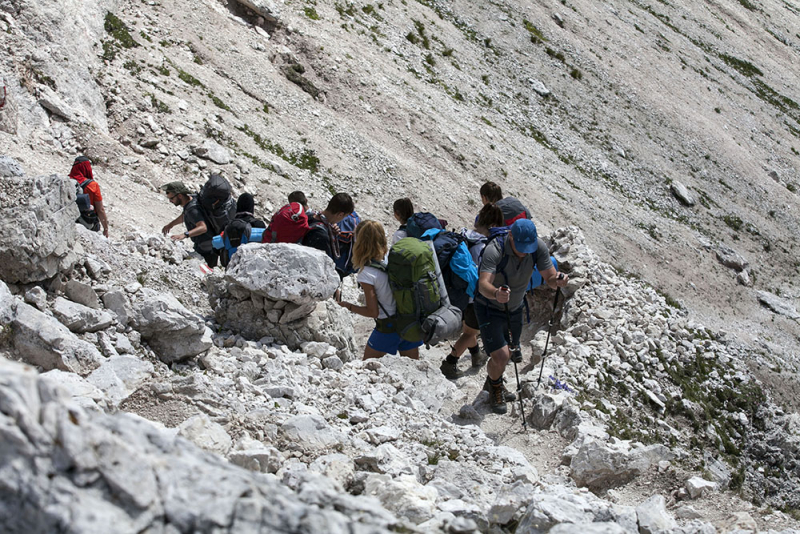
[474,218,569,414]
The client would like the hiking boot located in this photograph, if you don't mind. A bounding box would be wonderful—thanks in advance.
[483,377,516,402]
[470,346,488,368]
[509,346,523,364]
[486,379,508,414]
[440,359,462,380]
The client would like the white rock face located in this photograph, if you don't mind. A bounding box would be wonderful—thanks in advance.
[210,244,355,358]
[685,476,717,499]
[0,172,78,283]
[281,414,345,449]
[8,301,103,375]
[636,495,677,534]
[178,414,233,455]
[52,297,114,333]
[132,290,213,363]
[670,181,695,206]
[226,243,339,304]
[193,139,232,164]
[365,474,438,525]
[0,358,396,533]
[85,355,154,406]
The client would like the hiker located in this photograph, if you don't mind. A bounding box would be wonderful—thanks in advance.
[440,203,505,379]
[288,190,308,209]
[214,193,267,267]
[160,181,218,268]
[337,220,422,360]
[302,192,355,263]
[479,181,532,226]
[334,211,361,278]
[69,156,109,237]
[476,218,568,414]
[391,197,414,245]
[232,193,266,229]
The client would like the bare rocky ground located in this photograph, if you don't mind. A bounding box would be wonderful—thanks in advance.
[1,0,800,532]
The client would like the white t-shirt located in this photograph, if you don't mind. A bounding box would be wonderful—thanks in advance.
[391,228,407,245]
[357,265,395,319]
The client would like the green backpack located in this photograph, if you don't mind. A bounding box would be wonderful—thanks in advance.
[372,237,444,342]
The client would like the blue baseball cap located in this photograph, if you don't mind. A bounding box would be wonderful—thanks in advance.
[511,219,538,254]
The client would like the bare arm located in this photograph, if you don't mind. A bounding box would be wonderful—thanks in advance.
[477,271,510,303]
[541,267,569,289]
[93,200,109,238]
[338,282,380,318]
[171,220,208,241]
[162,213,185,235]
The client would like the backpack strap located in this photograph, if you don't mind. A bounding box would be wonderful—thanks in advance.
[366,261,392,319]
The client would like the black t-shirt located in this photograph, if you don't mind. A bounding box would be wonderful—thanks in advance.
[302,222,333,258]
[236,213,267,229]
[183,197,213,253]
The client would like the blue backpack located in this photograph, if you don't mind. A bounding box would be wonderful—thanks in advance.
[422,230,475,312]
[212,220,265,267]
[405,212,443,239]
[334,211,361,277]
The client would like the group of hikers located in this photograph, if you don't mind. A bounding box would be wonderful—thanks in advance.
[68,156,568,415]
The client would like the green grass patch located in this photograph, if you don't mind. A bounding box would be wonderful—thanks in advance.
[177,69,204,88]
[723,214,743,231]
[237,124,320,172]
[304,6,321,20]
[523,19,548,43]
[719,53,762,77]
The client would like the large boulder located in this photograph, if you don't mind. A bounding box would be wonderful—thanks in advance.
[209,244,354,358]
[0,171,78,284]
[636,495,677,534]
[226,243,339,304]
[52,297,114,333]
[570,440,654,489]
[0,357,396,533]
[131,290,212,364]
[7,299,102,376]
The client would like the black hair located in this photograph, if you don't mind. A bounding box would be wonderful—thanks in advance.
[480,181,502,203]
[288,190,308,207]
[392,197,414,223]
[326,192,354,215]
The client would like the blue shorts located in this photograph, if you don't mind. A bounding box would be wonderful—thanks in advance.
[474,299,523,355]
[367,329,423,355]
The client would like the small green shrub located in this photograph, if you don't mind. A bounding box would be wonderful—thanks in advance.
[304,6,320,20]
[719,53,762,77]
[723,214,743,231]
[570,68,583,80]
[177,69,204,87]
[523,19,548,43]
[545,48,565,62]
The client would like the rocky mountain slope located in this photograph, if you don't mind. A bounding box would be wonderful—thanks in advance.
[1,0,800,532]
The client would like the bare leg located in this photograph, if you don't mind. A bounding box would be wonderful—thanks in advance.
[399,347,420,360]
[487,346,510,380]
[452,324,479,357]
[363,346,387,360]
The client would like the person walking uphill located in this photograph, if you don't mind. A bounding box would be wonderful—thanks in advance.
[303,192,355,264]
[160,181,219,268]
[69,156,109,237]
[475,219,569,414]
[337,220,422,360]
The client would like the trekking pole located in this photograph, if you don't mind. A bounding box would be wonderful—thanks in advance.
[501,286,526,429]
[536,274,564,390]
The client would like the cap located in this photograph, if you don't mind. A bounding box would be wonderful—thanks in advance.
[160,181,192,195]
[510,219,538,254]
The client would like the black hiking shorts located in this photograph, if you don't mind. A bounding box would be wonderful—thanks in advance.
[474,299,522,355]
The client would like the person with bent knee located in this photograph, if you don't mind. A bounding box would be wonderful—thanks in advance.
[337,220,422,360]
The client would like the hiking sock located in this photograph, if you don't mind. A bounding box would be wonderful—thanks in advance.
[445,353,460,365]
[468,344,480,357]
[489,376,503,388]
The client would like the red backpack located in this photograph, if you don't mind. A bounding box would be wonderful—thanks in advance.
[264,202,310,243]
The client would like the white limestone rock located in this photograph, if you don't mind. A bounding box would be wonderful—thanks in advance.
[178,414,233,455]
[23,286,47,310]
[636,495,677,534]
[364,474,438,525]
[685,476,717,499]
[132,290,213,364]
[0,173,78,283]
[281,414,346,449]
[9,301,103,375]
[225,243,339,305]
[52,296,114,333]
[86,355,154,406]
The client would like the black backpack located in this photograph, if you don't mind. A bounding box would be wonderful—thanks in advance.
[430,231,470,312]
[405,212,443,239]
[197,174,236,235]
[74,179,100,232]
